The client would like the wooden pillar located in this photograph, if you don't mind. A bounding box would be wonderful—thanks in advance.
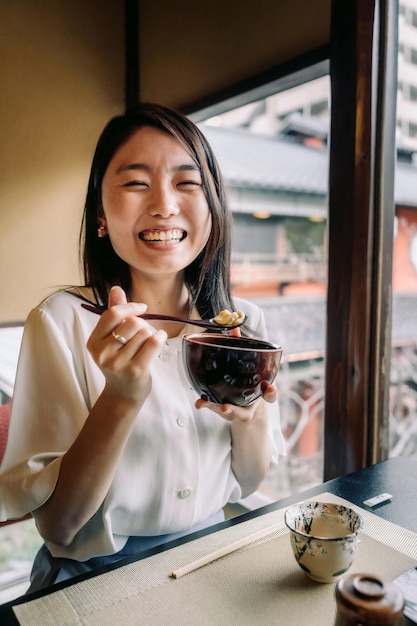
[324,0,398,479]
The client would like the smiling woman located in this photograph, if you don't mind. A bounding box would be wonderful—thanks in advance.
[0,102,285,593]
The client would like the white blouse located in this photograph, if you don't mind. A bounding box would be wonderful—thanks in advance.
[0,289,285,561]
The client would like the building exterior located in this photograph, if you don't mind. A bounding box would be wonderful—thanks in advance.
[201,118,417,301]
[398,0,417,152]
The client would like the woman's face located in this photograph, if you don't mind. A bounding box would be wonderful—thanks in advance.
[100,126,212,283]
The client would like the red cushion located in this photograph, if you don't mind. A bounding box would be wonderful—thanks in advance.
[0,403,31,526]
[0,402,11,465]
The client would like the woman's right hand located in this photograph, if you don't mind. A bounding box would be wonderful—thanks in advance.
[87,285,168,406]
[34,286,168,547]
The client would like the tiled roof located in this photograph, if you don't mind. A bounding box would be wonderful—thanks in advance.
[200,124,417,206]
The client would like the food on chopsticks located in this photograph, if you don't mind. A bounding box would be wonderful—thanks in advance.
[213,309,246,327]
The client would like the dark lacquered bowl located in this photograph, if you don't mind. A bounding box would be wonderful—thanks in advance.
[182,333,283,406]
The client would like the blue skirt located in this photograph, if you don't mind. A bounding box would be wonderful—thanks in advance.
[28,509,225,593]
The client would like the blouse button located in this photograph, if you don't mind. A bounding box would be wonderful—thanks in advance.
[176,417,185,428]
[177,488,192,499]
[159,350,170,362]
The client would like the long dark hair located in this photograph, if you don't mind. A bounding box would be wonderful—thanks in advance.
[80,102,234,319]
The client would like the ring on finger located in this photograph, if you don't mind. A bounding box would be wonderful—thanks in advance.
[112,330,128,345]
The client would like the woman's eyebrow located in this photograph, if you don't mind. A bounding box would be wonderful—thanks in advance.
[176,164,200,173]
[115,162,148,175]
[115,162,200,175]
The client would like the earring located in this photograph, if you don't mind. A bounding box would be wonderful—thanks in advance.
[97,225,108,238]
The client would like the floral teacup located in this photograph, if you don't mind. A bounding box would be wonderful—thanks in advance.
[284,501,363,583]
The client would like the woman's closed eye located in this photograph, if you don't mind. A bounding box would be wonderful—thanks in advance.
[177,180,202,188]
[123,180,148,188]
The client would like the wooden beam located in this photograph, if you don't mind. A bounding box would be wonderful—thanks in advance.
[125,0,139,109]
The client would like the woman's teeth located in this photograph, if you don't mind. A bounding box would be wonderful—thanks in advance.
[139,229,185,242]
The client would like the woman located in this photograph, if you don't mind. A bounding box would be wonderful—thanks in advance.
[0,103,285,590]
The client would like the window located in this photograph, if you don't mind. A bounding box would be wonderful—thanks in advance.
[385,6,417,464]
[310,99,329,117]
[190,2,416,503]
[409,122,417,137]
[197,73,330,503]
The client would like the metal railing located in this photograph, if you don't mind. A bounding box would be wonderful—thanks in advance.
[231,252,327,286]
[259,342,417,503]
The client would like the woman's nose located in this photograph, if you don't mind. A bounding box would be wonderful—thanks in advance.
[148,185,179,217]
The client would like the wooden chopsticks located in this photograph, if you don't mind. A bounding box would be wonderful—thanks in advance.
[171,523,283,579]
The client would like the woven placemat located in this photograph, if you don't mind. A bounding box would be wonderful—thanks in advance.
[14,493,417,625]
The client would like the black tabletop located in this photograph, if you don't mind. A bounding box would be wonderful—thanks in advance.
[1,456,416,625]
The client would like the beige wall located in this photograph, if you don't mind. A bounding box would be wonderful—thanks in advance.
[138,0,331,109]
[0,1,124,322]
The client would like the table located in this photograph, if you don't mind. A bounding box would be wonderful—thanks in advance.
[1,456,416,625]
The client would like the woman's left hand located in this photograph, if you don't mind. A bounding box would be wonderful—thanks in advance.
[194,382,277,423]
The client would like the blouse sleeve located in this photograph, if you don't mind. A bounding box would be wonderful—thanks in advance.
[0,303,91,522]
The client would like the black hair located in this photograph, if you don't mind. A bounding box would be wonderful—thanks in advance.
[80,102,234,319]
